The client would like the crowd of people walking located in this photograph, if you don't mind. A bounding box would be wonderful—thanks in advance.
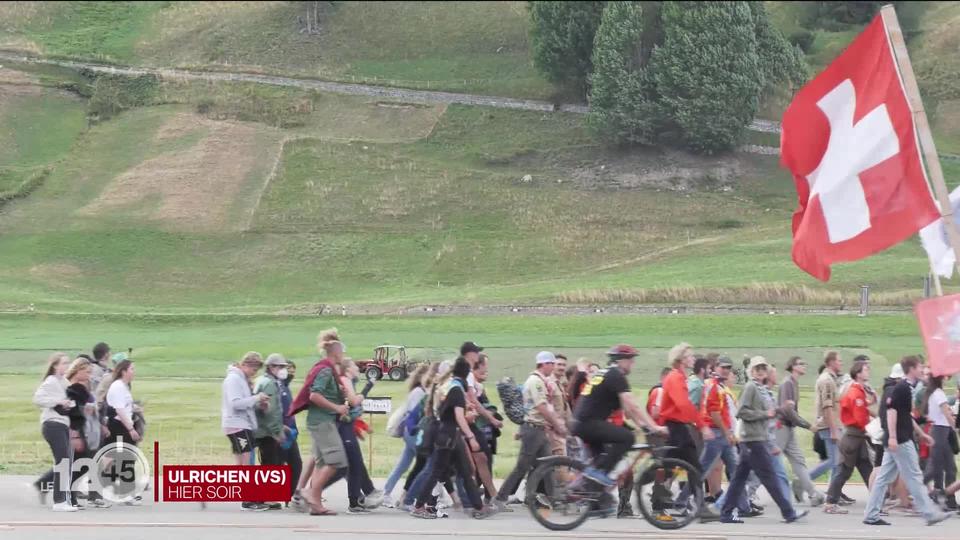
[31,331,960,529]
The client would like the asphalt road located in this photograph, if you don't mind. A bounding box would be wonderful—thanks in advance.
[0,477,955,540]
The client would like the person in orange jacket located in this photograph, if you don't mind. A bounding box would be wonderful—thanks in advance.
[824,360,875,514]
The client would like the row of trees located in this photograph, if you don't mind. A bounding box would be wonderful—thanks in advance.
[529,1,807,155]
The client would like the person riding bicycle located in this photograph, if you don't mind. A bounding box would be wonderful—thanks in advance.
[571,344,666,498]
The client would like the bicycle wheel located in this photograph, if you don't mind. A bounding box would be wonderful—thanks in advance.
[525,456,595,531]
[635,457,703,530]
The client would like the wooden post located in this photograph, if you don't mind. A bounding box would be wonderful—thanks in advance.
[367,412,373,473]
[881,5,960,278]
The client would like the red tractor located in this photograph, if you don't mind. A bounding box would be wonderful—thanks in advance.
[356,345,419,381]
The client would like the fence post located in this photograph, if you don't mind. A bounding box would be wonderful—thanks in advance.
[858,285,870,317]
[924,275,932,298]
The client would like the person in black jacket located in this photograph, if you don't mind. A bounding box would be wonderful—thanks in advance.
[65,358,110,508]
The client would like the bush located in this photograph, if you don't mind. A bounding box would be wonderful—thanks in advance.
[789,29,816,53]
[649,2,765,154]
[529,1,606,98]
[87,74,160,121]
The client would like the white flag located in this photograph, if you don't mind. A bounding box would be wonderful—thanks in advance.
[920,186,960,278]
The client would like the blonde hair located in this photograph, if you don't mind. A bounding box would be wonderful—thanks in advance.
[241,351,263,367]
[42,352,70,380]
[66,358,92,382]
[318,328,342,354]
[668,343,692,366]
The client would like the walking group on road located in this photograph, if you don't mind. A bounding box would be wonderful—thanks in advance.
[30,332,960,530]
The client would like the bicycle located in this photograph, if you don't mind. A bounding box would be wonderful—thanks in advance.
[524,438,703,531]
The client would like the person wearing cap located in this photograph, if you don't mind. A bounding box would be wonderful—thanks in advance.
[775,356,825,506]
[493,351,566,510]
[721,356,807,524]
[222,351,270,511]
[94,351,128,405]
[698,356,738,502]
[863,356,951,526]
[253,354,289,493]
[571,344,665,513]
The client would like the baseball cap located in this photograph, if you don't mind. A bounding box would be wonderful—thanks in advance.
[111,352,129,365]
[265,353,288,367]
[607,344,639,359]
[889,363,905,379]
[748,356,769,370]
[717,356,733,368]
[460,341,484,355]
[536,351,556,365]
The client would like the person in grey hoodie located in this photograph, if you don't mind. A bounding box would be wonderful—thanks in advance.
[720,356,807,524]
[32,352,78,512]
[221,352,269,511]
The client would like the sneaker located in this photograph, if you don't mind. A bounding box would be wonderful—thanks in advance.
[382,493,395,509]
[617,507,635,518]
[52,502,78,512]
[823,504,848,514]
[720,515,744,524]
[785,509,809,523]
[699,503,722,523]
[31,482,48,506]
[472,505,497,519]
[926,511,952,526]
[809,492,826,507]
[839,493,856,505]
[241,502,269,511]
[124,496,143,506]
[397,502,414,513]
[362,489,384,509]
[87,499,112,509]
[290,494,308,513]
[750,502,765,514]
[492,498,513,513]
[410,506,437,519]
[266,502,282,510]
[583,467,616,487]
[71,502,86,510]
[348,505,371,514]
[864,518,892,525]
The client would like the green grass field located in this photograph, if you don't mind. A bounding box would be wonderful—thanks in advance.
[0,312,932,477]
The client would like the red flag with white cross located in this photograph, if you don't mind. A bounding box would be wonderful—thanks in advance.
[780,15,940,281]
[915,293,960,376]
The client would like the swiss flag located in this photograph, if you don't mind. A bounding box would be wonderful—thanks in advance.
[915,294,960,376]
[781,15,940,281]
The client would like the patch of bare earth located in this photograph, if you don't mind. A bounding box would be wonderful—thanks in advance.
[78,113,261,232]
[0,68,42,99]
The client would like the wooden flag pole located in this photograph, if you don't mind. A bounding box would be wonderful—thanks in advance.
[881,5,960,279]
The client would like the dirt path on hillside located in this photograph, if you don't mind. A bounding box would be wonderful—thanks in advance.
[0,52,783,154]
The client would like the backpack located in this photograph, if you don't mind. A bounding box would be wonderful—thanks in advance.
[496,377,525,426]
[386,401,408,438]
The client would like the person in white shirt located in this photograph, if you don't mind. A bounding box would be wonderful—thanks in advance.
[923,375,957,509]
[106,360,140,446]
[32,352,77,512]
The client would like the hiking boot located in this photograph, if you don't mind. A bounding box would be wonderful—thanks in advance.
[472,505,497,519]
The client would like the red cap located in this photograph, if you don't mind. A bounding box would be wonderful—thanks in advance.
[607,344,638,359]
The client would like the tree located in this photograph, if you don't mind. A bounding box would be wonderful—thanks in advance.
[529,1,606,97]
[648,2,765,154]
[750,2,807,93]
[587,1,657,144]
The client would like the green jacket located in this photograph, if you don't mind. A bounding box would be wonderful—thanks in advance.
[737,380,771,443]
[253,374,283,440]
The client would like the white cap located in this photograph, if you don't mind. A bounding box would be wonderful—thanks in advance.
[536,351,556,365]
[889,363,905,379]
[748,356,769,371]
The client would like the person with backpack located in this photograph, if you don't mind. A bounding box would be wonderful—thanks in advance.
[253,353,288,510]
[493,352,566,511]
[383,363,433,508]
[410,357,495,520]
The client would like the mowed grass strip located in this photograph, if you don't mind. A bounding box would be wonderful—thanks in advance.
[0,312,928,475]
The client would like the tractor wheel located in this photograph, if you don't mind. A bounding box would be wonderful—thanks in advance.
[388,366,405,381]
[366,366,382,381]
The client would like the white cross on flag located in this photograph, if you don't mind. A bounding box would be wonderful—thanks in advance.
[781,15,940,281]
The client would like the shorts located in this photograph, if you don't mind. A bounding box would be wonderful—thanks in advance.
[226,430,255,455]
[308,422,348,469]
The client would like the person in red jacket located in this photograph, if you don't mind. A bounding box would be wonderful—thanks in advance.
[661,343,720,521]
[824,360,874,514]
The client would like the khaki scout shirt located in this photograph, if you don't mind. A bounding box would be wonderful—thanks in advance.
[814,370,839,432]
